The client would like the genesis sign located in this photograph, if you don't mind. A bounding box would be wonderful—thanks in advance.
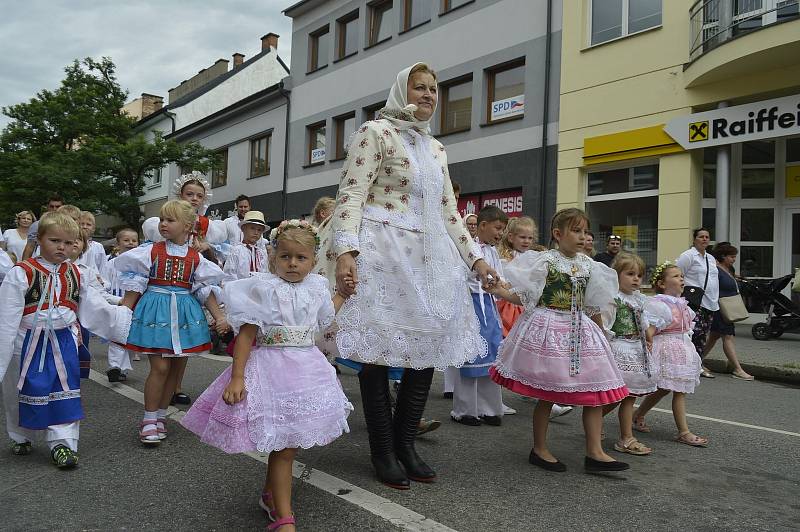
[664,94,800,149]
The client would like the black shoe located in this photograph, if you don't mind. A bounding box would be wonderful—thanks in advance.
[529,450,567,472]
[584,456,630,472]
[359,365,410,490]
[118,372,128,382]
[394,368,437,483]
[480,415,502,426]
[451,415,481,426]
[11,441,32,456]
[106,367,121,382]
[171,392,191,405]
[51,445,78,469]
[442,392,453,399]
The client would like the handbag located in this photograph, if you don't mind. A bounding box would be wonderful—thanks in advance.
[682,254,709,311]
[718,268,748,323]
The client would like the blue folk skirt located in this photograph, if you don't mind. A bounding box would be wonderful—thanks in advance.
[461,293,503,378]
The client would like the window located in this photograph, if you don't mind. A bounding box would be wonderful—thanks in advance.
[585,164,659,276]
[147,167,162,186]
[250,135,271,178]
[741,139,775,199]
[404,0,430,30]
[788,136,800,163]
[365,101,386,121]
[308,122,326,165]
[211,149,228,188]
[337,11,359,59]
[334,113,357,160]
[487,60,525,123]
[368,0,393,46]
[590,0,662,46]
[309,25,330,72]
[442,0,473,13]
[440,76,472,134]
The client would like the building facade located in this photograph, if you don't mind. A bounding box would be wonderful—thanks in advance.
[283,0,562,231]
[135,34,290,224]
[557,0,800,278]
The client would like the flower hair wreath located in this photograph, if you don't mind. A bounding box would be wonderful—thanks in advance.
[269,219,321,251]
[650,260,674,286]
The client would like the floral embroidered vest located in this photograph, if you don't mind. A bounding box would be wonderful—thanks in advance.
[610,298,642,338]
[19,258,81,315]
[148,242,200,289]
[537,264,588,311]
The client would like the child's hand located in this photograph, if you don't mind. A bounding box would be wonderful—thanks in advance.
[215,317,231,335]
[223,377,246,405]
[193,240,210,253]
[339,274,357,297]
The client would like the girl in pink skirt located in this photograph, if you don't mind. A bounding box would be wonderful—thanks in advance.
[488,208,630,473]
[181,221,353,531]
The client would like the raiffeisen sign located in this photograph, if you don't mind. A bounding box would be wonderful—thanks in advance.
[664,94,800,149]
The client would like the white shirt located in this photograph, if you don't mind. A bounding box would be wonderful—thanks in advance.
[467,240,504,294]
[78,240,108,273]
[2,229,27,262]
[676,247,720,311]
[223,242,268,283]
[225,215,243,244]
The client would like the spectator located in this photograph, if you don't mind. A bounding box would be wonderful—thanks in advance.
[584,231,595,257]
[464,213,478,239]
[225,194,251,244]
[312,196,336,226]
[21,194,63,260]
[702,242,753,380]
[1,210,36,261]
[593,234,622,266]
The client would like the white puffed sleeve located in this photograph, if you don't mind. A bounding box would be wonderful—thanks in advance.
[585,260,620,325]
[503,250,549,310]
[142,217,164,243]
[223,276,270,334]
[206,219,227,244]
[114,244,153,294]
[644,297,673,330]
[0,249,14,282]
[0,267,26,382]
[78,283,133,344]
[312,276,336,330]
[192,254,225,304]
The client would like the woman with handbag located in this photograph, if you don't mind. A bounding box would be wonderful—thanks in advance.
[701,243,753,380]
[676,228,719,378]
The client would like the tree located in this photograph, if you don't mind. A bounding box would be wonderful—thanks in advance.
[0,57,218,229]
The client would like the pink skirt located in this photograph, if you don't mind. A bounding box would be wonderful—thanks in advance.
[490,367,628,406]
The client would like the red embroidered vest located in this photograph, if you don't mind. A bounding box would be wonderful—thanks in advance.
[148,241,200,289]
[18,259,81,316]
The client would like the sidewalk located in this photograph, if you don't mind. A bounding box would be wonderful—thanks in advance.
[702,314,800,384]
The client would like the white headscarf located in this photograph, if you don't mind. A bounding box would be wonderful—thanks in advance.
[377,62,437,135]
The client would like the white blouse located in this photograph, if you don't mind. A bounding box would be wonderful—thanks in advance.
[2,228,28,261]
[222,242,269,283]
[0,258,133,382]
[113,241,224,303]
[223,273,335,336]
[675,247,720,311]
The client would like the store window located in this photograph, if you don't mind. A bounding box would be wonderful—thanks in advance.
[334,113,357,160]
[404,0,430,30]
[337,11,359,60]
[368,0,393,46]
[440,76,472,135]
[585,164,659,275]
[250,135,271,178]
[211,148,228,188]
[308,122,326,165]
[487,60,525,123]
[309,26,330,72]
[590,0,662,46]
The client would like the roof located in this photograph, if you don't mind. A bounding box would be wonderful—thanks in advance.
[283,0,328,17]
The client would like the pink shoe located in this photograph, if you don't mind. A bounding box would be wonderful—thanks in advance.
[157,418,167,440]
[139,421,160,446]
[259,491,275,522]
[266,515,295,531]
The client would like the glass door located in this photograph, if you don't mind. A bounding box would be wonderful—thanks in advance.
[786,208,800,305]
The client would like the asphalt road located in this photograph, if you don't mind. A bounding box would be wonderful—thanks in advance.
[2,341,799,532]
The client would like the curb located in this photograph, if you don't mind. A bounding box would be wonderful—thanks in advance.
[704,358,800,385]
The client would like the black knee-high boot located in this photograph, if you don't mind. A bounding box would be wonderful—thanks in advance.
[393,367,436,482]
[358,364,409,489]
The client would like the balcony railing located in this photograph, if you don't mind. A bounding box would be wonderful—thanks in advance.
[690,0,800,60]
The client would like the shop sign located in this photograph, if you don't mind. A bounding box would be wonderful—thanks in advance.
[458,189,523,218]
[311,147,326,164]
[787,166,800,198]
[491,95,525,121]
[664,93,800,149]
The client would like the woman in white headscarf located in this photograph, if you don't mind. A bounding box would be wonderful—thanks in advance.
[316,63,497,489]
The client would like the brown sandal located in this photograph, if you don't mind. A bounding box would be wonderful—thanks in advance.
[614,438,652,455]
[675,431,708,447]
[632,416,652,433]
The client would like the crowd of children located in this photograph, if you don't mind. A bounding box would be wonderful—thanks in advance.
[1,171,713,531]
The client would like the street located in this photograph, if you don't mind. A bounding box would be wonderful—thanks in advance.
[2,340,799,532]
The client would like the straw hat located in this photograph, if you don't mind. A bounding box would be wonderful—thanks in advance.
[240,210,267,228]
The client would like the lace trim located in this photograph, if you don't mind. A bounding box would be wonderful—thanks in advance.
[119,272,148,294]
[544,250,593,277]
[19,389,81,404]
[333,230,359,256]
[493,361,625,393]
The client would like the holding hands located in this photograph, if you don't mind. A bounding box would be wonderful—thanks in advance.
[223,376,246,405]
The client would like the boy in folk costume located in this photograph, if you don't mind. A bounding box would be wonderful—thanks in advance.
[102,228,140,380]
[222,211,269,283]
[0,213,132,468]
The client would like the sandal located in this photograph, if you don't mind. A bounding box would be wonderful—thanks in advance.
[171,392,192,405]
[266,515,295,531]
[614,438,652,456]
[675,431,708,447]
[632,416,652,433]
[731,371,754,381]
[139,421,161,446]
[259,490,276,522]
[157,418,167,440]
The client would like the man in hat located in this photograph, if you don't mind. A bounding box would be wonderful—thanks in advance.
[222,210,269,282]
[593,234,623,266]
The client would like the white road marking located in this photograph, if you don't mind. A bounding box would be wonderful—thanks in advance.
[648,406,800,437]
[88,369,458,532]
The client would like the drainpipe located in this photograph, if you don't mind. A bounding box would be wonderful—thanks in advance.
[165,110,176,133]
[279,81,291,220]
[715,101,730,242]
[538,0,553,234]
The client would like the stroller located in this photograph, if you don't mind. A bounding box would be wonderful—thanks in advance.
[738,274,800,340]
